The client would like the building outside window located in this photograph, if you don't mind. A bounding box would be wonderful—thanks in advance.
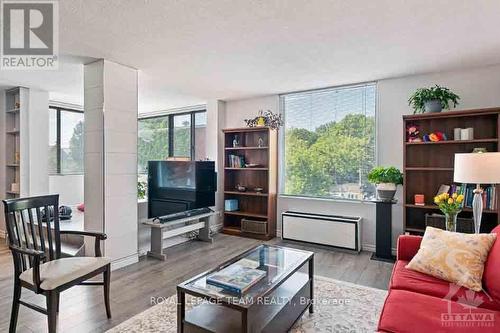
[48,107,84,175]
[280,83,376,201]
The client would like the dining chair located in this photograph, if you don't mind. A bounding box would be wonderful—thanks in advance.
[3,194,112,333]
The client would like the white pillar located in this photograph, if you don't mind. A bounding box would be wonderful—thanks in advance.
[206,100,226,227]
[19,88,49,196]
[84,60,138,268]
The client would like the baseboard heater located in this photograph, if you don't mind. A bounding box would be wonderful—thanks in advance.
[282,211,362,252]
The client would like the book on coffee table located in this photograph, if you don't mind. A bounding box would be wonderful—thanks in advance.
[206,264,266,294]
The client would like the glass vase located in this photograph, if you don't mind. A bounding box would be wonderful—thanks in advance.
[445,212,458,232]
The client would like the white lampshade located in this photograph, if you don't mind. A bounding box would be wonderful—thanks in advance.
[454,152,500,184]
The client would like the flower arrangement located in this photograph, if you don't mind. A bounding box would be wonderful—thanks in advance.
[244,110,284,130]
[434,192,464,232]
[434,192,464,213]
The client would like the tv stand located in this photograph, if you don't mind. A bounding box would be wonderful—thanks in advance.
[142,210,217,260]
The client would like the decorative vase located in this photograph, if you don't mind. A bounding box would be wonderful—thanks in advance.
[424,99,442,113]
[376,183,396,202]
[445,212,458,232]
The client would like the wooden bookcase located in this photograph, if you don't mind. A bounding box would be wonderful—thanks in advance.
[222,127,277,240]
[403,108,500,235]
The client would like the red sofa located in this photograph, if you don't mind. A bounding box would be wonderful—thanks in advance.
[378,225,500,333]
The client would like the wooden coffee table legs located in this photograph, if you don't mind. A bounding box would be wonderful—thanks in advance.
[177,288,185,333]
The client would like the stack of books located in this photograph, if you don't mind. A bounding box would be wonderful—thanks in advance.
[452,184,497,210]
[228,154,245,168]
[206,264,266,295]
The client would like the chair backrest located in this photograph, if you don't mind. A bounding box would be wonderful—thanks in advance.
[3,194,61,274]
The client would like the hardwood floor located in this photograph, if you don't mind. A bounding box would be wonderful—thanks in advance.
[0,234,393,333]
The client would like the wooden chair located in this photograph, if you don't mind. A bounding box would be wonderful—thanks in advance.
[3,194,112,333]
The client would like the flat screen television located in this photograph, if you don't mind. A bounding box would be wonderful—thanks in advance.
[147,161,216,219]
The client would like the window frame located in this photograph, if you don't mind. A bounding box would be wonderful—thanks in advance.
[138,109,206,173]
[49,106,85,175]
[278,82,378,203]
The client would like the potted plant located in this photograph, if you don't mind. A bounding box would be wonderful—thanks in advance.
[368,166,403,201]
[408,85,460,114]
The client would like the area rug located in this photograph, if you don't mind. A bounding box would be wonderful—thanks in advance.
[107,276,387,333]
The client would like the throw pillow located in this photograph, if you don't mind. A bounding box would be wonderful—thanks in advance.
[406,227,497,291]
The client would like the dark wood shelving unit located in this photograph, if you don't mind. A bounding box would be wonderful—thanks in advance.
[222,127,277,240]
[403,108,500,235]
[224,190,269,197]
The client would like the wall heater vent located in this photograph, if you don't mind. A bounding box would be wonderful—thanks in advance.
[281,211,362,252]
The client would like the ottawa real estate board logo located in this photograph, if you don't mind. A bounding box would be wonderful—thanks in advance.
[1,0,58,70]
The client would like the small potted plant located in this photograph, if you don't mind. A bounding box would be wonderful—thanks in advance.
[408,85,460,114]
[433,192,464,232]
[368,166,403,201]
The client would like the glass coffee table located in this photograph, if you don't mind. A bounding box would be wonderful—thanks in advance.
[177,244,314,333]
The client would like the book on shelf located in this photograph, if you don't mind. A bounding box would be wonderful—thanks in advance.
[206,264,266,295]
[228,154,246,168]
[451,184,496,210]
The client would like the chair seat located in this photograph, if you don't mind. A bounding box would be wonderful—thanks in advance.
[20,257,111,290]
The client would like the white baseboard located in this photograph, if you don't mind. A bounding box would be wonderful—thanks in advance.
[111,253,139,270]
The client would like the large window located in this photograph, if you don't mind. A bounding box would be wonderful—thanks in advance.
[48,107,84,175]
[280,83,376,201]
[138,110,206,174]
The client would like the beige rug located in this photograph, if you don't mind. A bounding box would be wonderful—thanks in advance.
[107,276,387,333]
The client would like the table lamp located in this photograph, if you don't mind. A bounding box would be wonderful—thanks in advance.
[453,152,500,233]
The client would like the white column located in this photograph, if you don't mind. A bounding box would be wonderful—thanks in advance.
[19,88,49,196]
[84,60,138,269]
[206,100,226,227]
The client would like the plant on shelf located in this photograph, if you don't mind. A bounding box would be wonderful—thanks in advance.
[434,192,464,232]
[138,181,147,199]
[408,85,460,114]
[244,110,284,130]
[368,166,403,201]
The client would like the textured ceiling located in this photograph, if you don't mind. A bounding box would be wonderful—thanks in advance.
[5,1,500,113]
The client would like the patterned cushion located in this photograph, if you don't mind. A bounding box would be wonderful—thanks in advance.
[406,227,497,291]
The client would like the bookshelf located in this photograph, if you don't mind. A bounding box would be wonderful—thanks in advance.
[4,88,22,199]
[222,127,277,240]
[403,108,500,234]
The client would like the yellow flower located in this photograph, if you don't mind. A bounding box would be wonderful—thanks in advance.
[448,198,454,204]
[434,197,441,204]
[443,193,449,200]
[452,193,458,199]
[457,195,464,203]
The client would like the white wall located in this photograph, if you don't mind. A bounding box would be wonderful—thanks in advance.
[49,175,84,206]
[224,64,500,250]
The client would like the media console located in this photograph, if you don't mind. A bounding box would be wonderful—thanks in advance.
[142,209,217,260]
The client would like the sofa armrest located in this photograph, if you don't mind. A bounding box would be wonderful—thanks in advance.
[397,235,422,261]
